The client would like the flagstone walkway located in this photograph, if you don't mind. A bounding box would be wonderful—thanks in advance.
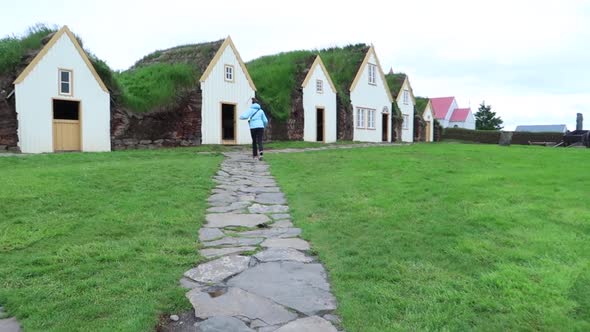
[179,152,342,332]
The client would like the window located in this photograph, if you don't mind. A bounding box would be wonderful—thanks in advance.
[367,109,376,129]
[403,89,409,104]
[356,108,365,128]
[403,114,409,129]
[224,65,234,82]
[316,79,323,94]
[368,64,376,85]
[59,69,72,95]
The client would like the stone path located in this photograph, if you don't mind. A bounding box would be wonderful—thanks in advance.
[0,306,21,332]
[178,152,341,332]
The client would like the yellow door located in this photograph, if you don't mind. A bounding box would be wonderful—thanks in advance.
[425,122,431,142]
[53,119,81,151]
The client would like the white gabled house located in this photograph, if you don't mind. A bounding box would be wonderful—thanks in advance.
[349,45,393,142]
[422,99,434,142]
[200,36,256,145]
[13,26,110,153]
[385,72,415,142]
[431,96,475,129]
[301,55,337,143]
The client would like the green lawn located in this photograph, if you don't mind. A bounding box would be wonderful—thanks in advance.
[0,148,222,331]
[266,144,590,331]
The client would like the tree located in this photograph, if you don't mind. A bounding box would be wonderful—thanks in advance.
[475,101,503,130]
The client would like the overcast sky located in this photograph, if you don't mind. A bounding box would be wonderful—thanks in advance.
[2,0,589,130]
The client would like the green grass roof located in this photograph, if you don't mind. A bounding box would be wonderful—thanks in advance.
[247,50,316,121]
[385,72,407,99]
[415,97,429,114]
[247,44,368,121]
[118,40,224,113]
[0,24,56,79]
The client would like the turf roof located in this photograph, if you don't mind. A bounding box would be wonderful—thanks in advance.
[415,96,429,114]
[385,72,407,99]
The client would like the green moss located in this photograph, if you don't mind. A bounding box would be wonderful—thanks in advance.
[318,44,368,105]
[116,63,197,113]
[385,72,407,99]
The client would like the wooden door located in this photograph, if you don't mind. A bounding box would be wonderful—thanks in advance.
[425,122,431,142]
[53,119,80,151]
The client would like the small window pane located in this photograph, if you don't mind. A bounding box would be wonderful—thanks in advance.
[61,71,70,83]
[61,82,70,94]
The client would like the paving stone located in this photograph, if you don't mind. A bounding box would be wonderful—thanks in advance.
[238,195,256,202]
[261,238,310,251]
[199,246,256,259]
[255,193,287,205]
[202,237,264,248]
[237,228,301,239]
[270,220,294,228]
[274,316,337,332]
[254,248,313,263]
[184,255,250,283]
[199,228,224,242]
[179,277,206,290]
[0,317,21,332]
[323,313,342,325]
[205,213,270,228]
[186,287,297,326]
[271,214,291,220]
[207,201,251,213]
[250,319,268,329]
[248,204,289,214]
[239,186,280,194]
[227,262,337,316]
[195,316,254,332]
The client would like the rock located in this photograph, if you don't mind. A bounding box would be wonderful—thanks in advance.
[170,314,180,321]
[248,204,289,214]
[323,313,342,325]
[239,195,256,202]
[140,139,152,145]
[254,248,313,263]
[179,277,206,290]
[250,319,268,329]
[184,255,250,283]
[239,186,280,194]
[255,193,287,205]
[207,193,236,205]
[227,262,337,316]
[186,287,297,326]
[217,170,230,177]
[274,316,337,332]
[202,237,264,247]
[237,228,301,239]
[271,220,294,228]
[206,201,251,213]
[257,326,280,332]
[261,238,310,251]
[199,246,256,259]
[199,228,224,242]
[499,131,513,146]
[0,317,21,332]
[271,214,291,220]
[195,316,254,332]
[205,213,270,228]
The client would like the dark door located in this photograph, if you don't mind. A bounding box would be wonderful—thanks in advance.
[221,103,236,143]
[382,114,388,142]
[316,108,324,142]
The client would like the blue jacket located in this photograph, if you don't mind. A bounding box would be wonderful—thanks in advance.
[240,103,268,129]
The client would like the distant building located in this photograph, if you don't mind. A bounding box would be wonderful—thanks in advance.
[514,125,568,133]
[430,97,475,130]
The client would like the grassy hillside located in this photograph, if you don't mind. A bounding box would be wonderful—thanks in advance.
[385,72,406,99]
[268,144,590,331]
[415,96,429,115]
[247,50,315,120]
[318,44,368,103]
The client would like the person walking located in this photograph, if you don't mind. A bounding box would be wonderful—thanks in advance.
[240,98,268,160]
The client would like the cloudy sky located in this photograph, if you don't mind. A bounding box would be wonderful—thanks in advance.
[2,0,589,130]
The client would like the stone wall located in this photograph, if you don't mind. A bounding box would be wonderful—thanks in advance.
[264,90,305,142]
[337,97,353,141]
[413,115,426,142]
[111,88,202,150]
[0,94,18,152]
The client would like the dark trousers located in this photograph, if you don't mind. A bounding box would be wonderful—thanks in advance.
[250,128,264,157]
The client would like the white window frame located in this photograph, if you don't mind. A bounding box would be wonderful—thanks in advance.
[368,64,377,85]
[403,89,409,104]
[316,79,323,94]
[367,109,376,129]
[403,114,409,130]
[356,107,366,128]
[224,64,234,82]
[58,69,73,96]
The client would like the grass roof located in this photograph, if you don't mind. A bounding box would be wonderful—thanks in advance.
[247,44,368,120]
[415,97,429,114]
[0,24,57,78]
[247,50,316,121]
[118,40,224,113]
[385,72,407,99]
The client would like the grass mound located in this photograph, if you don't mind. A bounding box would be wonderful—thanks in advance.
[0,24,56,76]
[385,72,407,99]
[318,44,368,102]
